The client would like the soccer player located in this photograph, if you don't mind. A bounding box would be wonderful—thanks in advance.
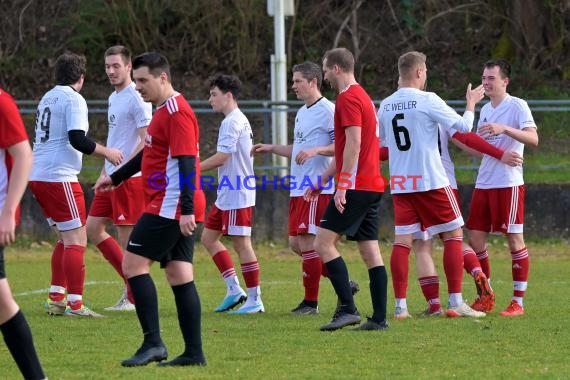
[466,59,539,317]
[200,74,264,314]
[0,88,47,380]
[29,52,123,317]
[86,45,152,311]
[252,61,335,315]
[305,48,388,331]
[384,125,523,318]
[377,51,486,318]
[95,52,206,366]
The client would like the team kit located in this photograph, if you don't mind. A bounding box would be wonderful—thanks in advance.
[0,45,536,377]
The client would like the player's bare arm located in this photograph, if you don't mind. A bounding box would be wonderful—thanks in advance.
[295,143,335,165]
[478,123,539,146]
[251,143,293,158]
[335,126,361,213]
[200,151,231,171]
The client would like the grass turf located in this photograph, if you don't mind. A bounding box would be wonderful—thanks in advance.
[1,239,568,379]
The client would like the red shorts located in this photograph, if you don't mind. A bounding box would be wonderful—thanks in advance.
[205,205,253,236]
[288,194,333,236]
[29,181,86,231]
[393,186,463,236]
[89,177,144,225]
[412,188,462,240]
[466,186,525,234]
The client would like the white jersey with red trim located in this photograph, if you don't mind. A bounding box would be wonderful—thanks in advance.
[290,97,335,196]
[378,87,473,193]
[30,85,89,182]
[475,94,536,189]
[104,82,152,176]
[215,108,255,210]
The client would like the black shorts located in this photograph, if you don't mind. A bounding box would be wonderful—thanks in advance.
[320,190,383,241]
[127,213,195,268]
[0,246,5,279]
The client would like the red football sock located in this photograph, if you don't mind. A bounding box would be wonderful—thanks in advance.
[462,246,482,277]
[511,247,529,298]
[321,262,329,278]
[301,250,322,302]
[49,240,66,301]
[443,237,463,294]
[419,276,441,311]
[390,243,411,298]
[63,245,86,300]
[476,249,491,279]
[212,250,236,278]
[96,237,124,278]
[241,261,260,288]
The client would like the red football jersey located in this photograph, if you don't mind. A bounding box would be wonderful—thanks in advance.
[141,93,200,220]
[334,84,381,192]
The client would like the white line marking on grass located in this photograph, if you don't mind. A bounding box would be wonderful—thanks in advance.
[13,280,120,297]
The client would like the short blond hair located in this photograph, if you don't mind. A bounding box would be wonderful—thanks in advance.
[398,51,426,80]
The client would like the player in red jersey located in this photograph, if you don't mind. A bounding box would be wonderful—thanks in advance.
[95,52,206,367]
[0,88,47,380]
[467,59,539,317]
[305,48,388,331]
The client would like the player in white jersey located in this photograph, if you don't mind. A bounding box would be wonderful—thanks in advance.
[0,88,47,380]
[86,46,152,311]
[378,51,486,318]
[29,53,123,318]
[382,123,523,319]
[466,59,538,317]
[200,74,264,314]
[252,62,336,315]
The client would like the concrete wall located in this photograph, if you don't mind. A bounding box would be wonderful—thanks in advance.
[19,184,569,241]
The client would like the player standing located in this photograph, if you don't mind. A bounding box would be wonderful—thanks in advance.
[201,74,264,314]
[86,45,152,311]
[467,59,538,317]
[29,52,123,317]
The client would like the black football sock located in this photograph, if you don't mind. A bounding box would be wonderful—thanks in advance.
[325,257,356,313]
[1,310,46,380]
[369,266,388,323]
[128,274,163,348]
[172,281,204,359]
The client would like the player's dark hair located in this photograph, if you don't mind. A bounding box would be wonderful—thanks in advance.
[132,52,171,80]
[484,59,511,79]
[323,48,355,73]
[292,62,323,89]
[105,45,131,65]
[55,53,87,85]
[209,74,242,99]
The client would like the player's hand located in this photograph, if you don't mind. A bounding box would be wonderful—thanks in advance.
[501,150,524,167]
[106,148,124,166]
[179,214,196,236]
[93,174,114,192]
[466,83,485,105]
[251,143,272,156]
[479,123,506,138]
[0,212,16,246]
[334,188,347,213]
[295,148,317,165]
